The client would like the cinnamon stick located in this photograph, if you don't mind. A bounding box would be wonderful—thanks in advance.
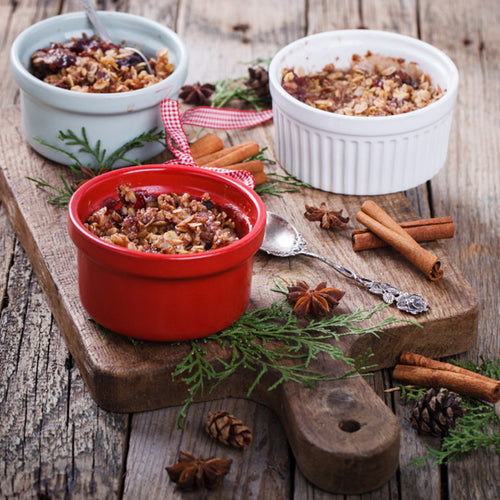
[252,171,268,186]
[215,160,267,184]
[392,364,500,403]
[190,133,224,159]
[356,200,443,280]
[217,160,264,174]
[399,351,500,388]
[352,216,454,251]
[196,141,260,167]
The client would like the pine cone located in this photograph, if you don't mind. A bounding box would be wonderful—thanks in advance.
[205,410,253,450]
[410,388,466,437]
[245,66,271,102]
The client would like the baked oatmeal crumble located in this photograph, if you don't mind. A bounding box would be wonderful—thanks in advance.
[281,51,444,116]
[85,185,239,254]
[31,34,174,93]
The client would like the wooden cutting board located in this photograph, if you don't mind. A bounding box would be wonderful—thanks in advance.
[0,105,478,494]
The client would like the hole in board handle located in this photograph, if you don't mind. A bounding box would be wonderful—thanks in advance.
[339,419,361,433]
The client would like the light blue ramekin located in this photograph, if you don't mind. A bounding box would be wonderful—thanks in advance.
[10,11,188,167]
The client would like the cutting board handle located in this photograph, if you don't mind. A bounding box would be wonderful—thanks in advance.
[270,368,400,494]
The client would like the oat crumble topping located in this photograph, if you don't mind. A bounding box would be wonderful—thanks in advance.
[84,185,239,254]
[281,51,444,116]
[31,34,174,93]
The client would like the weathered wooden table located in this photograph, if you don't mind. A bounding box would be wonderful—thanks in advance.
[1,1,499,498]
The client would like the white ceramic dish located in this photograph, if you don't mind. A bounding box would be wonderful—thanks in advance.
[269,30,459,195]
[10,11,188,168]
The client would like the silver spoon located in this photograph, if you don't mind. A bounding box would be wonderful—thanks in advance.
[260,211,429,315]
[80,0,153,73]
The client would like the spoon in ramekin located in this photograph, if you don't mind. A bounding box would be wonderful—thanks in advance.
[80,0,153,73]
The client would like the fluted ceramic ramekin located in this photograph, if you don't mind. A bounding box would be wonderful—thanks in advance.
[269,30,459,195]
[10,11,188,168]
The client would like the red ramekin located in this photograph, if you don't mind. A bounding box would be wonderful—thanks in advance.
[67,164,266,342]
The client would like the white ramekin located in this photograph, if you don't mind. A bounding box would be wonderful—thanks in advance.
[269,30,459,195]
[10,11,188,168]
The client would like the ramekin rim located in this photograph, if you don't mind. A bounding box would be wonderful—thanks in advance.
[67,164,267,262]
[10,10,188,101]
[268,28,459,123]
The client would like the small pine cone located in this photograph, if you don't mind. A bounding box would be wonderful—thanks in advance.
[245,66,271,102]
[205,410,253,450]
[410,388,466,437]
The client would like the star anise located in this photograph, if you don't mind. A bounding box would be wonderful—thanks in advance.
[286,280,345,318]
[166,451,232,491]
[179,82,216,106]
[304,203,349,230]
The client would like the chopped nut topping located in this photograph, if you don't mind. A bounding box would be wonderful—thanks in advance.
[31,33,173,93]
[84,186,239,254]
[281,51,444,116]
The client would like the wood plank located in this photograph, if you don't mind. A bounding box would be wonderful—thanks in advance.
[418,1,500,499]
[124,399,292,499]
[1,2,129,498]
[123,2,296,497]
[0,240,127,498]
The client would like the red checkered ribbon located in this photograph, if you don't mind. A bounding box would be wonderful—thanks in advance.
[181,105,273,129]
[160,99,273,189]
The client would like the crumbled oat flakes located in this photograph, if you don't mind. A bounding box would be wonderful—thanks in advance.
[31,34,174,93]
[281,51,444,116]
[84,186,239,254]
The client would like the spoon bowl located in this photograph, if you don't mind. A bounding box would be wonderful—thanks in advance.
[261,211,307,256]
[261,212,429,315]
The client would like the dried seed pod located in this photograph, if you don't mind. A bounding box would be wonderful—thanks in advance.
[166,451,232,491]
[205,410,253,450]
[179,82,216,106]
[286,280,345,318]
[304,202,349,230]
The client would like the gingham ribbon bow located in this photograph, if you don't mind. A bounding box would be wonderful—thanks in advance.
[160,99,273,189]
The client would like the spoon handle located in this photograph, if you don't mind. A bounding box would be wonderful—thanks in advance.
[79,0,112,42]
[301,251,429,315]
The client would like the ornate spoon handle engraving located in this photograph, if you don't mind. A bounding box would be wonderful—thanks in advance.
[301,249,429,315]
[261,221,429,315]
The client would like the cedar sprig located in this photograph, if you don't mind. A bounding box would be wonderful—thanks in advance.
[246,145,275,164]
[26,174,76,206]
[210,57,272,111]
[28,127,167,206]
[173,288,414,428]
[255,172,312,196]
[400,357,500,466]
[210,77,271,111]
[35,126,166,170]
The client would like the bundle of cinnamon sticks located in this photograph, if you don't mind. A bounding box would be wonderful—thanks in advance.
[189,133,267,185]
[355,200,448,281]
[352,216,454,251]
[393,351,500,404]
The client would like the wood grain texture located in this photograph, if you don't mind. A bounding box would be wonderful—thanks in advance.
[418,1,500,499]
